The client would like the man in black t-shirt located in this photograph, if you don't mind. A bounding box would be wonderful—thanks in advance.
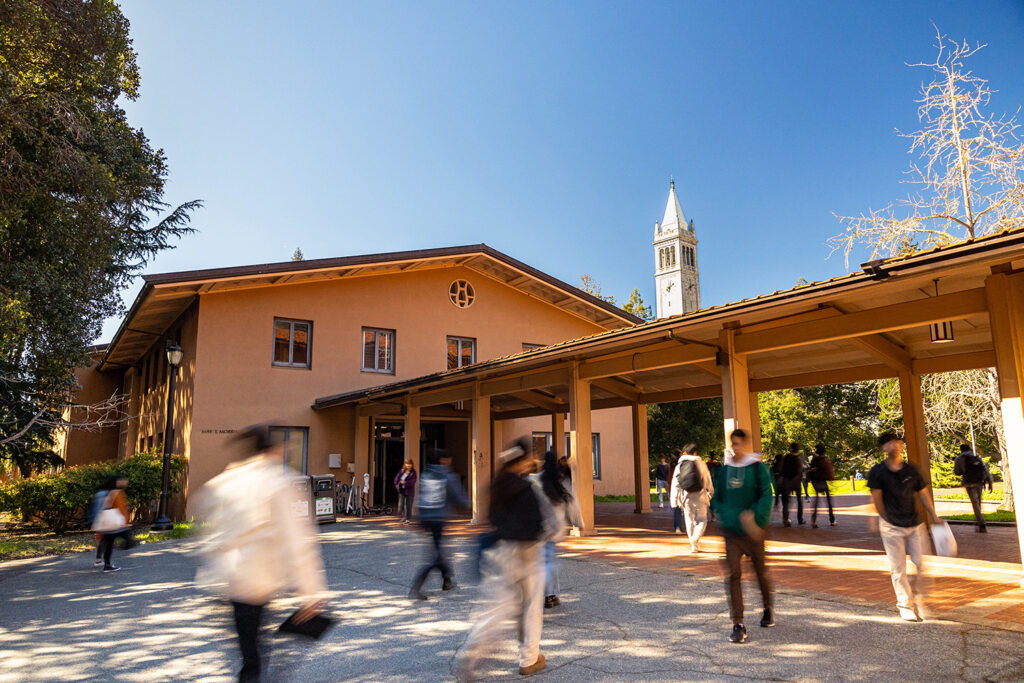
[867,432,940,622]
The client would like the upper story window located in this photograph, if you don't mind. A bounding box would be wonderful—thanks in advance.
[447,336,476,370]
[658,246,678,270]
[449,280,475,308]
[273,318,312,368]
[362,328,395,373]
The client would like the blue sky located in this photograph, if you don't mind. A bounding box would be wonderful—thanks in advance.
[103,0,1024,341]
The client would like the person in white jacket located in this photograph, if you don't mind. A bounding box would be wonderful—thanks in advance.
[671,443,715,553]
[195,425,327,682]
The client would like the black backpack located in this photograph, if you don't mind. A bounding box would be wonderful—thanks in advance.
[781,453,801,480]
[677,459,703,493]
[964,454,988,485]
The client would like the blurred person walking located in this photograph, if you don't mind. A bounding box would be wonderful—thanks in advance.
[779,442,805,527]
[458,437,557,679]
[195,425,327,683]
[673,444,714,552]
[668,448,685,534]
[711,429,774,644]
[953,443,994,533]
[394,459,418,524]
[91,475,135,572]
[868,432,940,622]
[410,448,469,600]
[531,450,579,608]
[808,444,837,528]
[654,456,670,508]
[770,455,783,510]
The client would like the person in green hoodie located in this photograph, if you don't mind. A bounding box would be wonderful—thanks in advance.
[711,428,775,644]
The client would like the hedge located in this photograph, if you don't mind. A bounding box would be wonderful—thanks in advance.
[0,452,186,534]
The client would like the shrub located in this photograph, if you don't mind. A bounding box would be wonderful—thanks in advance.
[0,452,186,534]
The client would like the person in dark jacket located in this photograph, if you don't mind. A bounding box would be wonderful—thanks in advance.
[779,442,805,527]
[953,443,994,532]
[458,437,552,679]
[394,459,418,524]
[711,429,775,644]
[808,444,836,528]
[409,449,469,600]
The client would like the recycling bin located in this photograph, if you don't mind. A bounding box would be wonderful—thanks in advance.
[291,476,312,520]
[310,474,337,524]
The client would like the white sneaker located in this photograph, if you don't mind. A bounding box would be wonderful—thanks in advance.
[94,558,103,567]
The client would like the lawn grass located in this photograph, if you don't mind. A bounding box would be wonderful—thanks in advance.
[941,510,1016,523]
[595,480,871,504]
[933,489,1003,501]
[0,521,202,562]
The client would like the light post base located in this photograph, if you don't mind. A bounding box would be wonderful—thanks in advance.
[151,516,173,532]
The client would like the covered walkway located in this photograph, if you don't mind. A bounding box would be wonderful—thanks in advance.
[314,227,1024,574]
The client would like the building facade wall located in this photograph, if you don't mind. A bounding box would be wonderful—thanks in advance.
[59,355,123,467]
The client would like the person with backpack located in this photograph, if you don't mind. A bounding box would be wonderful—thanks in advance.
[770,455,784,510]
[91,475,135,572]
[808,444,837,528]
[779,442,805,527]
[672,444,714,553]
[711,429,774,644]
[87,482,110,567]
[458,437,556,679]
[953,443,994,533]
[410,448,470,600]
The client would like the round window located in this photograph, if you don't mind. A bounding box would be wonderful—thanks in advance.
[449,280,475,308]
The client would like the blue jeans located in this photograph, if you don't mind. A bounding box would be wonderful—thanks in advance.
[544,541,559,597]
[672,506,683,532]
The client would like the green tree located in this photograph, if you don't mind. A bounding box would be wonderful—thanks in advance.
[0,0,199,465]
[578,274,616,305]
[622,288,653,321]
[647,398,723,469]
[292,247,304,261]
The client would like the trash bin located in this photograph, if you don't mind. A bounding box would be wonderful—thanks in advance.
[291,476,312,520]
[310,474,336,524]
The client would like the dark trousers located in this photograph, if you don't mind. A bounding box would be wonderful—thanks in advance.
[723,531,772,625]
[965,485,987,530]
[412,520,451,590]
[781,482,804,524]
[811,481,835,524]
[399,493,414,521]
[232,601,265,682]
[99,529,134,566]
[672,506,683,532]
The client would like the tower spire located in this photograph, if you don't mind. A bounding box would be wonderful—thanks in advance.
[652,179,700,318]
[661,178,687,232]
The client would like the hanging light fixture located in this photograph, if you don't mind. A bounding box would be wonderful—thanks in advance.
[929,280,955,343]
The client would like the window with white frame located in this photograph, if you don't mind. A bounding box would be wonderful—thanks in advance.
[270,426,308,474]
[273,318,312,368]
[362,328,395,373]
[532,431,601,479]
[447,336,476,370]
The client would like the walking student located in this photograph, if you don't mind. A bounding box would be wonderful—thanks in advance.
[673,444,714,553]
[868,432,940,622]
[655,456,670,509]
[410,448,470,600]
[531,450,579,608]
[195,425,327,683]
[808,444,837,528]
[953,443,994,533]
[394,458,418,524]
[92,476,136,572]
[779,442,805,527]
[459,437,556,679]
[668,448,685,534]
[711,429,774,644]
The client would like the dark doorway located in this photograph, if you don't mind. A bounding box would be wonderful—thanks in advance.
[374,422,407,506]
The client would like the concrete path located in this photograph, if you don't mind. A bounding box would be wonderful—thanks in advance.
[2,514,1024,682]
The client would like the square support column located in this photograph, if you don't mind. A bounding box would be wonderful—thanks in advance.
[749,392,763,453]
[404,400,421,477]
[719,326,754,448]
[898,370,932,500]
[986,270,1024,577]
[353,411,372,501]
[568,364,595,535]
[632,403,652,514]
[552,412,566,460]
[471,388,491,524]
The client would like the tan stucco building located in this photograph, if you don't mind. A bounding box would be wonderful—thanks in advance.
[63,245,642,514]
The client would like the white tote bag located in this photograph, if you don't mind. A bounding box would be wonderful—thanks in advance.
[930,521,958,557]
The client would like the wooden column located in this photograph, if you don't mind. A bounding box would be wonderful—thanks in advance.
[470,386,492,524]
[353,411,372,501]
[719,325,753,447]
[985,270,1024,576]
[749,392,763,453]
[568,363,595,535]
[404,399,421,478]
[632,403,652,514]
[898,370,932,499]
[551,412,566,460]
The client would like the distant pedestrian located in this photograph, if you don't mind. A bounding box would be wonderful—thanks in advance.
[410,448,470,600]
[91,476,136,573]
[800,450,811,503]
[458,437,557,679]
[394,459,418,524]
[711,429,774,644]
[668,448,685,533]
[770,455,783,510]
[655,456,670,509]
[673,444,714,553]
[531,450,579,608]
[953,443,994,533]
[808,444,837,528]
[779,442,805,527]
[868,432,940,622]
[195,425,328,683]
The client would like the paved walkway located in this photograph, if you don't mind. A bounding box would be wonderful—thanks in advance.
[1,500,1023,682]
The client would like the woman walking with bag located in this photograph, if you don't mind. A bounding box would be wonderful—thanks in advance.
[531,450,577,608]
[92,476,135,573]
[394,459,418,524]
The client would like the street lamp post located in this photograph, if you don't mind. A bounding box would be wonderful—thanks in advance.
[152,342,184,531]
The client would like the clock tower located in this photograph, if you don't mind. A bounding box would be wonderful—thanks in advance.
[653,179,700,319]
